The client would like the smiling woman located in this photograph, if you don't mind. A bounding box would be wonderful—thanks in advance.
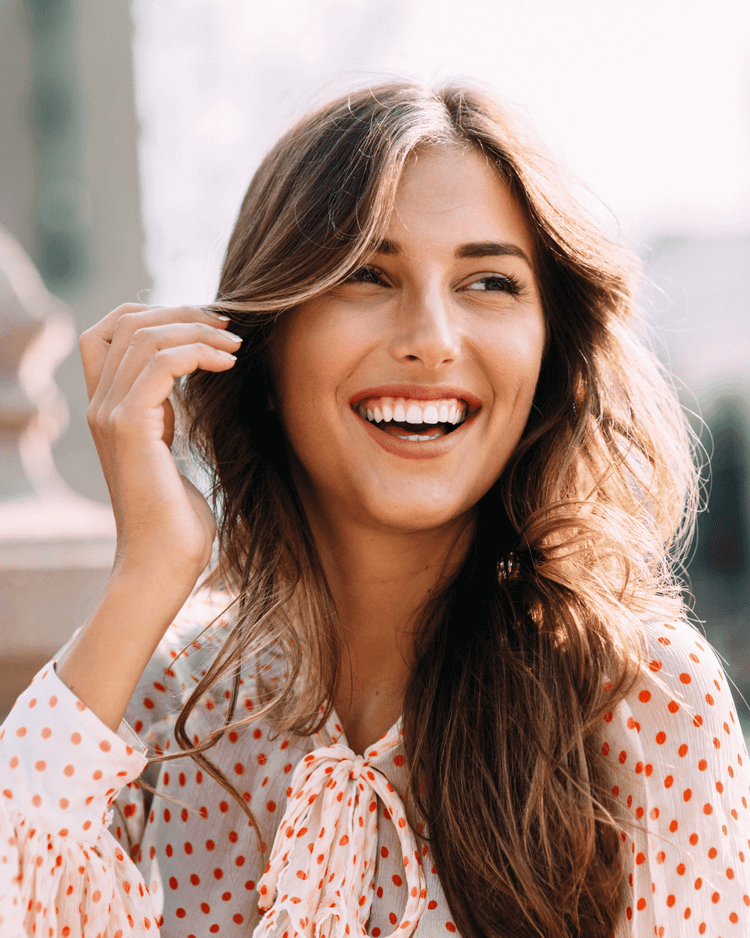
[269,147,545,538]
[1,82,748,938]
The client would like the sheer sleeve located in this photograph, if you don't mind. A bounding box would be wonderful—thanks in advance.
[0,661,155,936]
[600,618,750,937]
[0,586,234,937]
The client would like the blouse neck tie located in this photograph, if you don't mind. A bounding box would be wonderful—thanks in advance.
[253,725,427,938]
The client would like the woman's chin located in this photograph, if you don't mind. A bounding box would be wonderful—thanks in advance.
[351,487,477,536]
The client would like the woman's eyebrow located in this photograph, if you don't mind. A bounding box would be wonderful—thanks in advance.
[456,241,532,266]
[368,238,532,267]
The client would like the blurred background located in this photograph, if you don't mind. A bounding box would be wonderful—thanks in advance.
[0,0,748,733]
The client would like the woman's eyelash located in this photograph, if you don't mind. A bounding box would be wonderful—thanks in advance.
[346,266,383,284]
[344,268,525,295]
[466,273,524,295]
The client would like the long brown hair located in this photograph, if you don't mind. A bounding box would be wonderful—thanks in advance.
[162,81,698,938]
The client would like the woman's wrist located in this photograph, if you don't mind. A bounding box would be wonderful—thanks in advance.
[56,568,198,732]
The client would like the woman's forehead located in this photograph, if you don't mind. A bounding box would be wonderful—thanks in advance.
[378,146,535,262]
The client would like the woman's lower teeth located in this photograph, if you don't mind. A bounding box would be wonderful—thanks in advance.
[389,426,444,442]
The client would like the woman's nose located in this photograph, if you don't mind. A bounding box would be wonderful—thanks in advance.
[388,288,461,369]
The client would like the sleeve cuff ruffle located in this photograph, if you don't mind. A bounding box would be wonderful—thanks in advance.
[0,660,148,844]
[0,797,160,937]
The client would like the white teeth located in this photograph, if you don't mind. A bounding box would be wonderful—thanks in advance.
[356,395,471,428]
[423,404,439,424]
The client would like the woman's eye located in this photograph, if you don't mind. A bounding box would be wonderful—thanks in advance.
[465,274,520,294]
[346,266,384,285]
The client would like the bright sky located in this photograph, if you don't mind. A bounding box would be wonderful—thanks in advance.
[132,0,750,304]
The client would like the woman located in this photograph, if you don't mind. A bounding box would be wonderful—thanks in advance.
[1,81,747,938]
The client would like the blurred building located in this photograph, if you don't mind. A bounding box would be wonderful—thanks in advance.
[646,236,750,729]
[0,0,149,715]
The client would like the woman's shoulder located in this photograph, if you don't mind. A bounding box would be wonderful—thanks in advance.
[603,614,747,762]
[632,616,735,710]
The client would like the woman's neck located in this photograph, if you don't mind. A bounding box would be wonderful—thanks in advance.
[305,507,475,754]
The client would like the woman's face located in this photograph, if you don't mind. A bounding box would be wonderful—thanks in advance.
[269,145,546,536]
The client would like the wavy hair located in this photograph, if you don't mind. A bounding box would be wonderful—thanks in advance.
[157,81,699,938]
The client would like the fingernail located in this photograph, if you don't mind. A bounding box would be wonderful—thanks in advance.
[205,309,231,321]
[217,350,237,360]
[224,331,242,343]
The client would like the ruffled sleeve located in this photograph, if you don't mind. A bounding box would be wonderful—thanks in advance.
[0,661,156,936]
[599,618,750,937]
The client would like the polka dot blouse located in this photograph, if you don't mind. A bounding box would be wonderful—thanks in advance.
[1,590,749,937]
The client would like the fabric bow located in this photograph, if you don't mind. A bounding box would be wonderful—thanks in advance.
[252,729,426,938]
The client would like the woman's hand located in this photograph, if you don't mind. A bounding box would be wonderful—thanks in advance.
[56,303,241,730]
[80,302,241,586]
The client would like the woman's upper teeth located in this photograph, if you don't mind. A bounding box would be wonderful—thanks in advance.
[356,397,468,425]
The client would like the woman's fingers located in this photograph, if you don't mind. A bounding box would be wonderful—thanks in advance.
[92,319,239,412]
[79,303,151,400]
[101,341,238,439]
[80,303,231,403]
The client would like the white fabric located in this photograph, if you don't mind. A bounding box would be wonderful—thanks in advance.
[0,591,748,937]
[255,736,426,938]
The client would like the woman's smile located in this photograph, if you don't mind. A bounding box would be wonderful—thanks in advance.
[269,144,546,531]
[350,385,482,454]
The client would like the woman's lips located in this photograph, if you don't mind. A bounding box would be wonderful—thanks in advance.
[350,384,482,409]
